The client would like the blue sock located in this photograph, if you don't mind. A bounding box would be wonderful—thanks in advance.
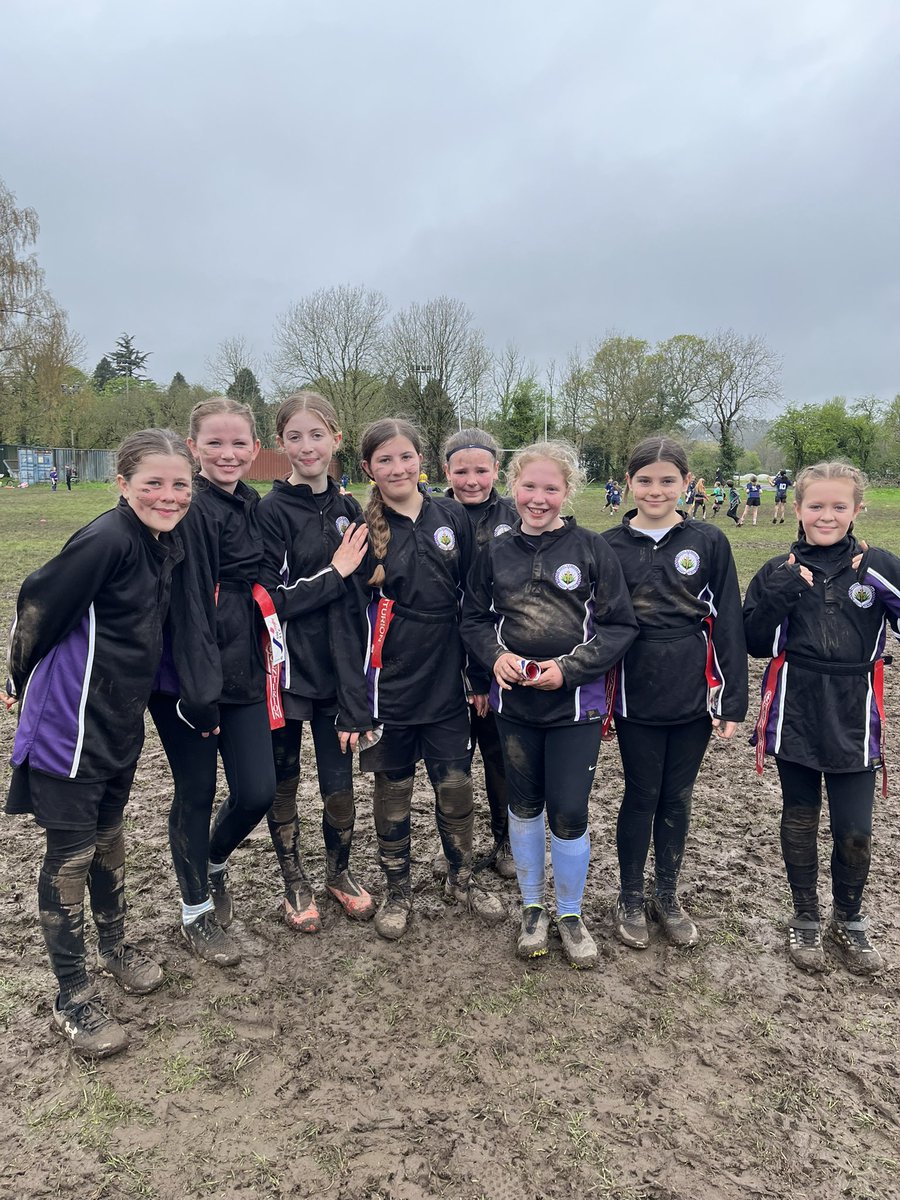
[551,831,590,918]
[507,809,546,906]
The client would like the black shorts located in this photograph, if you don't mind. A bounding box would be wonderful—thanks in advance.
[5,759,136,831]
[747,497,760,507]
[359,711,471,774]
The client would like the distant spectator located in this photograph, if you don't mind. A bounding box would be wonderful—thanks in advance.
[49,467,59,492]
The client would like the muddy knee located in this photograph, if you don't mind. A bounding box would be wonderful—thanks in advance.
[433,769,474,821]
[270,775,300,825]
[323,789,354,831]
[40,844,95,908]
[373,774,414,831]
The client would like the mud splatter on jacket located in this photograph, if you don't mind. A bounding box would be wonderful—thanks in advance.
[462,517,638,727]
[601,512,748,725]
[743,535,900,773]
[256,478,372,733]
[355,495,473,726]
[8,500,183,781]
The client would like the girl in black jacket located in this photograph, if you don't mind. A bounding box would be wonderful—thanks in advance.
[463,441,638,969]
[439,427,519,880]
[744,461,900,976]
[6,429,194,1058]
[602,437,747,951]
[356,418,506,941]
[257,392,374,932]
[149,398,274,967]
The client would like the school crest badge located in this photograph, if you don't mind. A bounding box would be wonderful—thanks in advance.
[434,526,456,552]
[554,563,582,590]
[848,583,874,609]
[335,516,350,535]
[675,550,700,576]
[493,523,512,537]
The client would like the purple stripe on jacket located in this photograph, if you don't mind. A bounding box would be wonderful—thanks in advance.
[12,613,91,777]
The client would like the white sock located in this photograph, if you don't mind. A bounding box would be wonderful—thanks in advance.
[507,809,546,906]
[208,859,227,875]
[551,831,590,918]
[182,898,215,926]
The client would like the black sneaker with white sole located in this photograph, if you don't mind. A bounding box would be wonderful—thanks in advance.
[52,990,128,1058]
[828,914,883,976]
[97,941,164,994]
[181,911,241,966]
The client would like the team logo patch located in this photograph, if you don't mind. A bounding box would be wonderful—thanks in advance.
[849,583,874,609]
[675,549,700,576]
[434,526,456,552]
[493,523,512,537]
[335,515,350,535]
[554,563,582,590]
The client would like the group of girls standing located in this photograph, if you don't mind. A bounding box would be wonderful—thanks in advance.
[6,401,899,1060]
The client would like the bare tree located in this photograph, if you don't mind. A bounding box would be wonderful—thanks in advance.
[653,333,708,429]
[271,284,389,458]
[1,179,44,357]
[456,330,494,428]
[205,335,259,392]
[555,348,594,451]
[697,329,781,474]
[385,296,483,470]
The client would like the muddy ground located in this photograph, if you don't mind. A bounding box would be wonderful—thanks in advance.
[2,485,900,1199]
[2,661,900,1200]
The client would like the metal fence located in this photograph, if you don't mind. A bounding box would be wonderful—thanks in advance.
[2,447,117,484]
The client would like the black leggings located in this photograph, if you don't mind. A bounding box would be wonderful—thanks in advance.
[470,708,508,844]
[373,755,475,893]
[39,797,127,1002]
[775,758,874,920]
[495,716,602,840]
[149,694,276,906]
[270,709,356,886]
[615,715,712,896]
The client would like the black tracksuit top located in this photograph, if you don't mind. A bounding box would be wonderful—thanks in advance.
[9,500,183,781]
[172,476,266,707]
[601,512,748,725]
[354,494,473,726]
[256,478,372,732]
[462,517,638,727]
[445,488,520,693]
[744,535,900,772]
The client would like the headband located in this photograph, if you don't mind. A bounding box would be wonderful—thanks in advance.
[445,443,498,462]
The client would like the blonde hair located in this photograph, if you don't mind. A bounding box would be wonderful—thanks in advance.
[794,460,867,508]
[189,397,257,442]
[275,390,340,439]
[506,440,584,497]
[360,418,423,586]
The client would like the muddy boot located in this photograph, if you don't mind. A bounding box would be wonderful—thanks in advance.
[431,851,450,879]
[374,883,413,941]
[787,914,825,973]
[648,892,699,948]
[207,865,234,929]
[445,874,506,925]
[267,775,320,932]
[323,789,375,920]
[517,904,550,959]
[828,913,883,976]
[326,870,376,921]
[613,893,649,949]
[492,838,517,880]
[96,942,164,995]
[52,987,128,1059]
[557,914,598,970]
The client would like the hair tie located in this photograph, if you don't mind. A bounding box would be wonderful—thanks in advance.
[445,444,497,462]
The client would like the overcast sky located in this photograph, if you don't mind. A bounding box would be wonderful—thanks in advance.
[3,0,898,404]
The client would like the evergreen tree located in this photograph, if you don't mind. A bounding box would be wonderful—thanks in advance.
[92,356,116,391]
[227,366,271,443]
[109,332,150,378]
